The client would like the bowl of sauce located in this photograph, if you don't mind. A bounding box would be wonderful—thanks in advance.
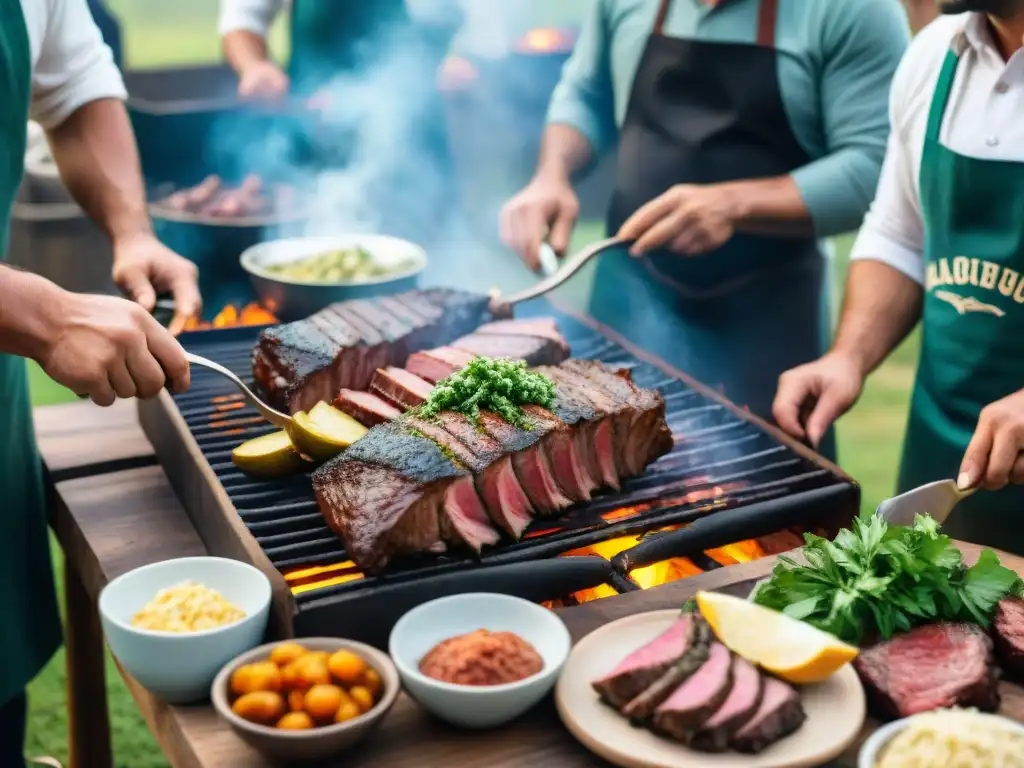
[389,593,571,729]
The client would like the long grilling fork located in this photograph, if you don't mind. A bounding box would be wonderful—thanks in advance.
[488,236,629,317]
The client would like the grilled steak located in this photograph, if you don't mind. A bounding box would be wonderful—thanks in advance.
[452,332,569,367]
[853,623,1000,719]
[333,389,401,426]
[312,360,672,572]
[592,613,697,709]
[370,367,434,410]
[649,642,733,738]
[993,596,1024,680]
[312,422,500,572]
[690,654,764,752]
[405,347,475,383]
[253,289,491,413]
[620,617,714,721]
[730,677,805,754]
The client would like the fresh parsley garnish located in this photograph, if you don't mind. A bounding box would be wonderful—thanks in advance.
[416,356,556,429]
[752,511,1024,644]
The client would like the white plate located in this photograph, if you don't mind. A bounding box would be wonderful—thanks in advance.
[556,609,866,768]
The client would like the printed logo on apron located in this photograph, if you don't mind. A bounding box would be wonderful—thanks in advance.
[926,256,1024,316]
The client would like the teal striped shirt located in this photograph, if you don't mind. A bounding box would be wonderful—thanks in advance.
[547,0,911,236]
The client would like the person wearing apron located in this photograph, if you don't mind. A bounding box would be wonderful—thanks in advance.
[501,0,909,462]
[218,0,460,244]
[773,8,1024,552]
[0,1,198,763]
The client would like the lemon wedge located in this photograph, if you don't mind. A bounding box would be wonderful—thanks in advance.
[695,590,859,684]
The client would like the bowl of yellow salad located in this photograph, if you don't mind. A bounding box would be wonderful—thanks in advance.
[240,234,427,321]
[99,556,272,704]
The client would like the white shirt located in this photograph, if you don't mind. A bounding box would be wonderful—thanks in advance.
[850,12,1024,283]
[218,0,460,37]
[23,0,126,129]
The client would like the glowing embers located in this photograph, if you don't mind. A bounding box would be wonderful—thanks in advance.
[183,302,277,331]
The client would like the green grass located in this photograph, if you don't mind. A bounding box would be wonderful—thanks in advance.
[22,5,919,764]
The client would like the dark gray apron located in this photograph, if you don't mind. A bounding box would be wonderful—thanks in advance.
[592,0,835,460]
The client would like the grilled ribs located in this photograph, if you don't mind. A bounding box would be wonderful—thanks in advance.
[252,289,492,413]
[312,360,674,574]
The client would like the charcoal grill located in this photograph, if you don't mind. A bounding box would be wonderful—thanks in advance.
[138,298,859,647]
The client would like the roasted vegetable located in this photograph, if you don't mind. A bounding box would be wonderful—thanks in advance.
[231,430,307,476]
[288,402,368,461]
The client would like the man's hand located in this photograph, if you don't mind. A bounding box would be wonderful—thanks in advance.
[618,184,739,257]
[38,292,190,407]
[239,61,289,99]
[499,176,580,272]
[772,352,866,448]
[112,234,201,335]
[959,391,1024,491]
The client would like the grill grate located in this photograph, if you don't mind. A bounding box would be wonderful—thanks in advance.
[168,300,853,607]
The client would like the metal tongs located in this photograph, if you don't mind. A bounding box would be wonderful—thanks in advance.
[489,236,627,317]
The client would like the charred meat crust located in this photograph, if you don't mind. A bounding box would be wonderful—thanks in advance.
[254,289,492,412]
[312,360,673,574]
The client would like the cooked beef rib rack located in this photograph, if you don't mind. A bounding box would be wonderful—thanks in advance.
[312,360,673,574]
[252,289,492,414]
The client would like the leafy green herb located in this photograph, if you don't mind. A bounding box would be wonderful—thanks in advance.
[416,356,556,428]
[752,511,1024,645]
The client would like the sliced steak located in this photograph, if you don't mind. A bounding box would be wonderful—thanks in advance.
[334,389,402,426]
[853,622,1000,719]
[690,655,764,752]
[313,360,672,570]
[406,349,464,383]
[994,596,1024,680]
[621,617,713,721]
[591,613,696,709]
[452,333,569,367]
[649,642,733,738]
[254,288,491,412]
[474,318,569,348]
[435,412,535,539]
[480,411,574,514]
[730,677,805,753]
[370,367,434,410]
[312,422,497,573]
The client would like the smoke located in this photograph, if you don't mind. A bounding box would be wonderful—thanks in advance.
[224,0,536,249]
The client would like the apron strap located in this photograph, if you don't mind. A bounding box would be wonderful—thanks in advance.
[925,50,961,144]
[653,0,777,47]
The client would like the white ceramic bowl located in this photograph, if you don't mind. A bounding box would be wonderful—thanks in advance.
[858,711,1024,767]
[389,593,571,729]
[99,556,272,704]
[240,234,427,321]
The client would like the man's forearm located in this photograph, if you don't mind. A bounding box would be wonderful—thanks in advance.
[46,99,151,244]
[223,30,270,76]
[720,175,815,238]
[832,259,923,375]
[534,124,595,184]
[0,266,64,361]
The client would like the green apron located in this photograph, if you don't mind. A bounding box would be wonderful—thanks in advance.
[0,0,63,707]
[288,0,408,96]
[898,47,1024,554]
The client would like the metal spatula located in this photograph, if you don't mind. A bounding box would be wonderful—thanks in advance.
[874,479,977,528]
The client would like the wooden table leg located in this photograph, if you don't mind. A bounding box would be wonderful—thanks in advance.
[64,561,113,768]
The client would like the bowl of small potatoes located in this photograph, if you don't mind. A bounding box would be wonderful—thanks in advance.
[211,637,399,762]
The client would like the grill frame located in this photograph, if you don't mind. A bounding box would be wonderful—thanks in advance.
[138,298,859,646]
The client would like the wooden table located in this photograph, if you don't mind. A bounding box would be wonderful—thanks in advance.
[37,401,1024,768]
